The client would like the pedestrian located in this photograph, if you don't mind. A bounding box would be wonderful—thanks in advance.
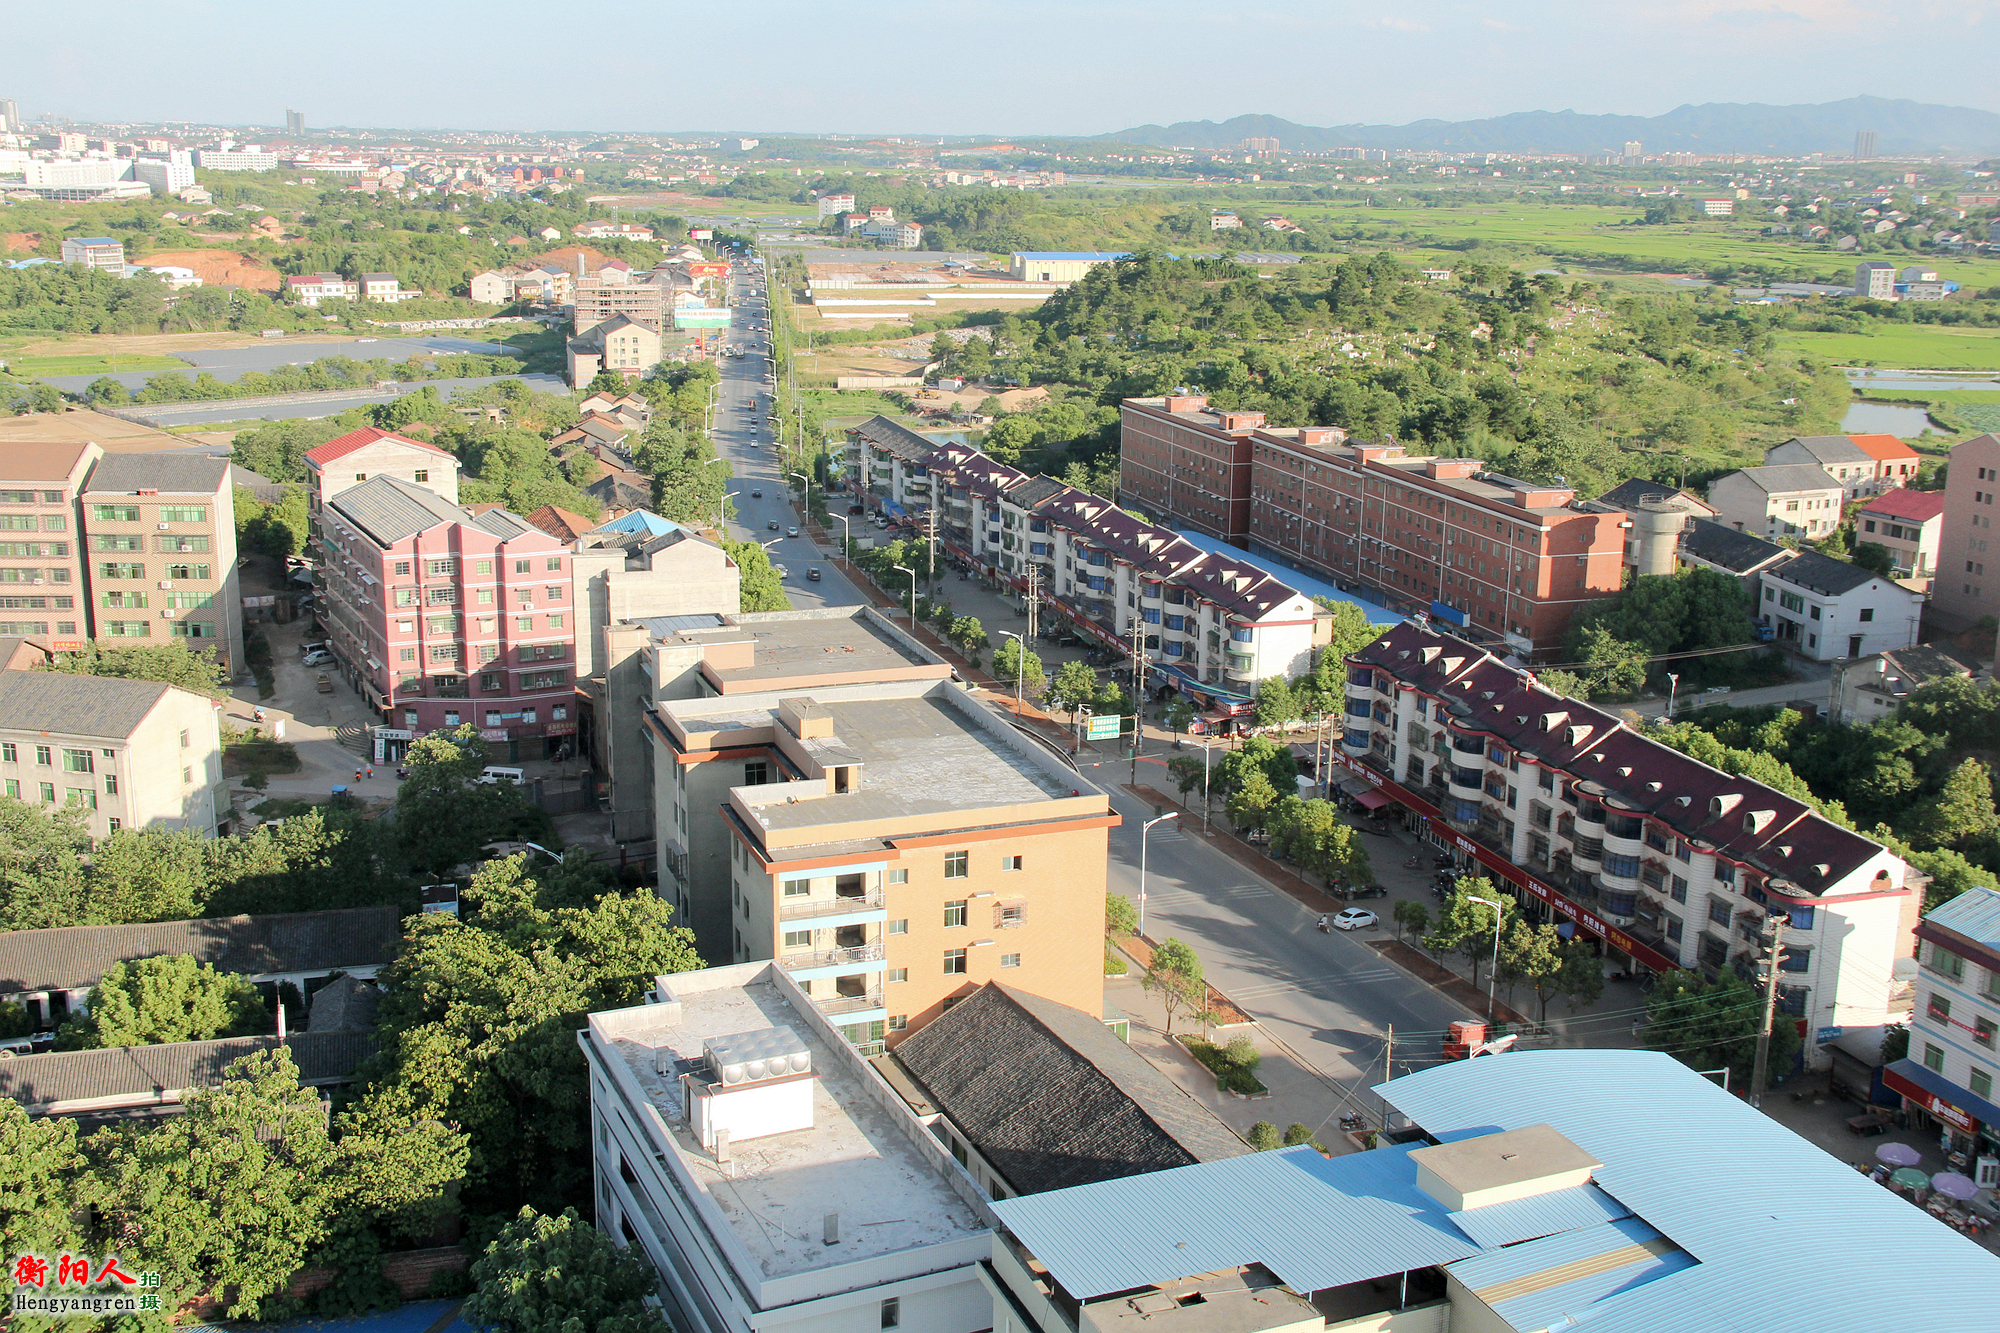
[366,765,375,780]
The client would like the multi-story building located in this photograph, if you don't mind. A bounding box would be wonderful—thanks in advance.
[565,314,661,386]
[0,670,224,841]
[130,151,194,196]
[0,440,98,647]
[1763,433,1923,498]
[58,236,125,270]
[80,453,242,671]
[1856,260,1899,299]
[1340,619,1918,1066]
[1120,395,1629,658]
[1858,487,1945,584]
[303,426,460,536]
[652,676,1115,1050]
[1756,550,1923,660]
[572,271,670,333]
[815,191,855,217]
[1930,432,2000,631]
[1705,464,1848,540]
[285,273,359,307]
[356,272,418,302]
[1897,888,2000,1180]
[317,477,576,761]
[1832,644,1971,723]
[195,146,279,171]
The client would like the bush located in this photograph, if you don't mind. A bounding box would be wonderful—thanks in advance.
[1104,944,1128,976]
[1178,1034,1269,1095]
[1247,1120,1283,1151]
[1225,1034,1261,1072]
[1283,1123,1328,1152]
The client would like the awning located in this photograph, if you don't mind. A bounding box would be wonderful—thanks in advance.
[1352,787,1393,811]
[1885,1059,1998,1134]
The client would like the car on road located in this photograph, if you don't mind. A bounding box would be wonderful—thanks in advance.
[807,566,821,581]
[767,520,779,530]
[772,563,789,577]
[302,649,333,666]
[1344,884,1389,900]
[751,488,762,498]
[787,526,799,537]
[314,673,334,693]
[1332,908,1378,931]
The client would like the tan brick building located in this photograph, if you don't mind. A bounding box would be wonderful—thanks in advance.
[0,439,99,648]
[80,453,243,671]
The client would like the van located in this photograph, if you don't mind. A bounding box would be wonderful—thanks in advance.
[476,766,526,785]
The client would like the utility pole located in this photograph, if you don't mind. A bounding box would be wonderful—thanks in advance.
[1379,1025,1395,1131]
[1750,918,1789,1108]
[1024,563,1040,642]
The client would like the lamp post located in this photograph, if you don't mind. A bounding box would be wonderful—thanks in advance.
[892,564,918,624]
[1467,895,1505,1024]
[834,512,851,574]
[789,469,811,521]
[1665,672,1680,721]
[998,628,1027,708]
[1139,812,1178,939]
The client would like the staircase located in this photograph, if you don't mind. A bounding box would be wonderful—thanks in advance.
[335,724,369,757]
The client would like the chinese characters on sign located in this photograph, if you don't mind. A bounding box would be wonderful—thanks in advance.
[11,1254,163,1315]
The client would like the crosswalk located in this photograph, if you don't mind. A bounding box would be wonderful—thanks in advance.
[1142,885,1272,906]
[1225,966,1406,1002]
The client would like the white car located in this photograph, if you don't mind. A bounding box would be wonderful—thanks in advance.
[1332,908,1378,931]
[302,649,333,667]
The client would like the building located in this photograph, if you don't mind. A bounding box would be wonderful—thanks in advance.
[357,272,418,303]
[0,439,100,646]
[1007,252,1130,284]
[316,477,576,760]
[0,904,400,1032]
[138,265,202,290]
[895,221,924,249]
[1896,888,2000,1179]
[194,146,279,172]
[816,191,855,218]
[1341,619,1918,1057]
[572,271,670,333]
[1858,487,1945,584]
[1676,519,1793,589]
[1833,644,1972,722]
[468,269,511,304]
[1705,464,1848,540]
[987,1049,2000,1333]
[886,982,1246,1199]
[1764,434,1920,498]
[0,1031,373,1123]
[1756,550,1923,660]
[1585,479,1715,579]
[581,962,998,1333]
[652,675,1116,1047]
[302,426,460,545]
[1210,211,1242,230]
[1119,395,1629,659]
[1856,260,1899,299]
[565,314,662,386]
[0,98,18,135]
[572,513,740,681]
[573,221,655,241]
[285,108,305,137]
[130,151,194,196]
[58,236,125,271]
[1849,432,1924,488]
[81,452,242,670]
[285,272,359,307]
[1933,433,2000,629]
[0,671,223,842]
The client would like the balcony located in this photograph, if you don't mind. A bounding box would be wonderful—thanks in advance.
[814,990,886,1018]
[779,888,886,920]
[777,943,885,972]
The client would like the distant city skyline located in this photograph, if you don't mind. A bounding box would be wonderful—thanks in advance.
[9,0,2000,138]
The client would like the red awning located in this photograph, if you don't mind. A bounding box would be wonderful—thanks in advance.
[1353,788,1393,811]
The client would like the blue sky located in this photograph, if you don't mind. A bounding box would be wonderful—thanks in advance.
[13,0,2000,136]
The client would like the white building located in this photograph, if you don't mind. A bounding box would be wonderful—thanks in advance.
[196,146,279,172]
[25,158,128,190]
[130,151,194,196]
[1856,260,1898,299]
[816,192,854,218]
[285,272,360,307]
[59,236,125,271]
[581,962,998,1333]
[357,272,419,303]
[136,265,202,290]
[1341,619,1919,1067]
[468,269,512,304]
[1897,888,2000,1180]
[1706,464,1848,539]
[1763,435,1886,499]
[1757,550,1924,661]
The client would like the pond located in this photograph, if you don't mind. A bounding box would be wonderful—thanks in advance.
[1845,372,2000,393]
[1842,400,1941,437]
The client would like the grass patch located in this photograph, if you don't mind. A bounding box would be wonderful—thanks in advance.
[9,354,189,376]
[224,737,300,780]
[1104,943,1129,976]
[1178,1033,1267,1095]
[1777,325,2000,370]
[250,796,318,819]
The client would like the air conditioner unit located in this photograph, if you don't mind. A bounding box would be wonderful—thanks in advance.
[29,578,42,586]
[159,581,172,590]
[161,609,177,618]
[157,523,171,531]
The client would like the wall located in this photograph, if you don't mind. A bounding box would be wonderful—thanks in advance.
[1934,434,2000,629]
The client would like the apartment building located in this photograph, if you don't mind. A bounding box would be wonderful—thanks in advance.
[1122,397,1629,657]
[1757,551,1923,661]
[1706,464,1848,540]
[1764,434,1923,498]
[572,271,671,332]
[1858,487,1945,584]
[80,453,242,671]
[303,426,461,532]
[285,273,360,307]
[816,191,855,217]
[1341,619,1918,1066]
[59,236,126,270]
[1931,433,2000,631]
[195,147,279,171]
[131,151,194,196]
[317,477,576,760]
[851,419,1317,702]
[652,677,1115,1052]
[0,671,224,841]
[356,272,419,302]
[565,314,661,387]
[1856,260,1899,299]
[0,440,99,647]
[1896,888,2000,1180]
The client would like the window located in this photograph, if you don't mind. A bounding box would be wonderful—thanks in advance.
[880,1297,901,1330]
[91,504,140,522]
[104,774,116,795]
[2,779,15,798]
[1933,945,1966,981]
[943,949,967,974]
[888,919,908,935]
[943,850,968,878]
[1929,993,1952,1024]
[35,745,51,766]
[1974,1068,1994,1100]
[476,588,494,605]
[170,620,213,639]
[744,760,771,786]
[479,671,500,692]
[888,868,908,885]
[91,534,142,551]
[157,505,206,523]
[782,930,811,949]
[38,782,52,803]
[155,534,210,554]
[182,767,192,784]
[98,562,144,580]
[427,586,459,605]
[781,877,810,897]
[430,645,460,662]
[394,561,411,576]
[1708,898,1732,927]
[1859,608,1874,622]
[1670,875,1689,903]
[521,669,568,690]
[514,559,531,574]
[414,470,429,483]
[997,902,1025,929]
[1,744,13,763]
[428,559,458,576]
[517,616,535,632]
[1000,854,1022,871]
[1925,1043,1946,1073]
[473,559,492,575]
[399,648,416,663]
[1001,953,1021,968]
[887,1013,908,1030]
[944,900,967,928]
[1976,1015,1995,1050]
[66,788,95,810]
[61,749,92,773]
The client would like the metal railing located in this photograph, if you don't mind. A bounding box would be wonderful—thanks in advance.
[815,990,886,1017]
[779,889,886,920]
[776,943,885,971]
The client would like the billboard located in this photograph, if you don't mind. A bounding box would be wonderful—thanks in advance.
[689,228,714,240]
[674,308,733,330]
[687,261,729,278]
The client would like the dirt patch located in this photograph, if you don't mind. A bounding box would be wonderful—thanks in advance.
[3,232,40,254]
[140,249,284,291]
[529,245,617,271]
[0,408,192,453]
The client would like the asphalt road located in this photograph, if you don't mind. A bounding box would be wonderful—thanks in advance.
[103,373,571,427]
[42,335,516,393]
[711,263,864,611]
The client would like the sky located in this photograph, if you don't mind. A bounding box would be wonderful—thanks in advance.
[12,0,2000,137]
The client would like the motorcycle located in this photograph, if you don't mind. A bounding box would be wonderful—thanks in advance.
[1339,1113,1366,1131]
[1317,916,1331,933]
[1403,854,1423,870]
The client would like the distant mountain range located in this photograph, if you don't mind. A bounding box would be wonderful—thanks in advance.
[1095,97,2000,157]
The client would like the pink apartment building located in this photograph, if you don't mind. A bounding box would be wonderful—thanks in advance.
[317,476,577,762]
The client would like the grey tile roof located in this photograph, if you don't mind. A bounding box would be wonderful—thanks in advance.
[327,474,472,547]
[1680,520,1791,574]
[0,1030,376,1113]
[1772,435,1875,467]
[84,451,229,497]
[1768,549,1879,597]
[467,508,538,541]
[1721,464,1847,496]
[1008,476,1070,509]
[0,904,404,994]
[0,671,170,740]
[850,414,937,462]
[1592,479,1714,513]
[892,982,1247,1196]
[306,975,381,1031]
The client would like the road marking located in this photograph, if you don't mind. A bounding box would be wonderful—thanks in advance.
[1225,968,1405,1001]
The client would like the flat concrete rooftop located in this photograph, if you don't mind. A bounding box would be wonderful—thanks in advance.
[663,610,943,688]
[604,976,984,1280]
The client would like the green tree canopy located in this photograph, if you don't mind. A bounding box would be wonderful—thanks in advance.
[60,953,267,1050]
[1643,968,1798,1088]
[467,1206,669,1333]
[1143,936,1206,1036]
[720,537,792,613]
[42,641,229,697]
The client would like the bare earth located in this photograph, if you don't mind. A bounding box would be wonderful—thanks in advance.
[0,408,206,453]
[138,249,285,291]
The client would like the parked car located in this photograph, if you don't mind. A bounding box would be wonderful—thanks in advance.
[299,640,328,657]
[1332,908,1379,931]
[314,673,334,693]
[1345,884,1389,901]
[302,649,333,667]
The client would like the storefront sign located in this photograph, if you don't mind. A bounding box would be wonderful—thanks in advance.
[547,721,577,736]
[1886,1069,1979,1133]
[479,728,508,742]
[374,728,413,741]
[52,640,81,652]
[1817,1026,1844,1045]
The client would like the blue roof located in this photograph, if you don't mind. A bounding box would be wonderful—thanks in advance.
[68,237,119,245]
[593,509,690,538]
[1926,885,2000,949]
[1447,1181,1632,1249]
[1171,530,1401,624]
[1448,1217,1694,1333]
[1012,252,1132,261]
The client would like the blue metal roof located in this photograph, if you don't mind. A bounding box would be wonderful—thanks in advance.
[1449,1217,1694,1333]
[1447,1182,1632,1250]
[1927,886,2000,949]
[1170,530,1401,624]
[1383,1049,2000,1333]
[989,1143,1481,1300]
[594,509,690,538]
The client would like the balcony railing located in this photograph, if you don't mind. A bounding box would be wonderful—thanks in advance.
[815,990,886,1017]
[777,943,885,971]
[780,889,886,920]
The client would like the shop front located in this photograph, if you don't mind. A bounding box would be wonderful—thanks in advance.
[1884,1059,2000,1185]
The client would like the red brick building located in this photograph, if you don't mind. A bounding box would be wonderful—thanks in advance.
[1120,395,1629,657]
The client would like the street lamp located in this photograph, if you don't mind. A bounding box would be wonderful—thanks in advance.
[1467,895,1505,1024]
[892,564,918,623]
[488,840,566,865]
[833,511,851,571]
[1139,812,1178,939]
[1665,672,1680,720]
[998,629,1028,708]
[789,469,811,520]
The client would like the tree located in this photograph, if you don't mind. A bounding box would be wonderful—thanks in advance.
[1498,918,1566,1024]
[1643,968,1795,1087]
[1225,771,1279,833]
[1166,752,1208,802]
[949,614,988,662]
[1423,879,1513,990]
[1143,936,1206,1036]
[1900,757,2000,854]
[1252,676,1298,731]
[95,1047,340,1317]
[1555,940,1604,1014]
[1575,624,1648,697]
[1282,1122,1326,1152]
[467,1206,669,1333]
[1214,737,1300,799]
[61,953,267,1049]
[1164,698,1196,740]
[1105,891,1138,938]
[1392,899,1430,943]
[0,795,91,931]
[42,641,229,697]
[991,636,1046,698]
[1246,1120,1283,1151]
[1534,668,1591,701]
[0,1100,85,1258]
[1852,542,1895,578]
[720,537,792,613]
[1045,659,1099,721]
[394,724,549,877]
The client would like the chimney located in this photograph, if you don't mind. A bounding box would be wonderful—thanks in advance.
[824,1212,840,1245]
[577,253,585,280]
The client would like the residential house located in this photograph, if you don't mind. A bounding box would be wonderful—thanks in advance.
[1857,487,1945,584]
[59,236,125,271]
[0,439,100,646]
[81,452,242,670]
[1677,520,1793,589]
[0,1031,374,1123]
[357,272,419,303]
[1755,550,1923,660]
[1764,434,1921,497]
[1705,464,1848,539]
[285,273,360,307]
[566,314,662,387]
[468,269,512,304]
[815,192,855,217]
[1833,644,1972,723]
[573,221,655,241]
[1931,433,2000,631]
[1850,432,1924,488]
[1856,260,1899,299]
[575,392,650,429]
[1007,252,1130,284]
[1895,888,2000,1179]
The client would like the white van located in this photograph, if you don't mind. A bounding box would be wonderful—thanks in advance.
[476,766,526,785]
